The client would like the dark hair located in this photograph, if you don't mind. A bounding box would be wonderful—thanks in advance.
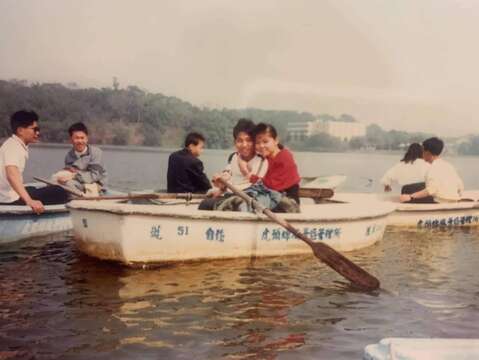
[253,123,284,149]
[10,110,39,134]
[184,132,205,147]
[68,122,89,136]
[253,122,278,139]
[422,137,444,156]
[233,118,255,139]
[401,143,423,164]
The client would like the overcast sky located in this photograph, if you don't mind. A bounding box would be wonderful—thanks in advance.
[1,0,478,136]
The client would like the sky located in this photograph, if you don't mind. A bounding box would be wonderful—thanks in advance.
[1,0,479,136]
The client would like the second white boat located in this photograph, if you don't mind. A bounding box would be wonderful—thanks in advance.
[334,191,479,228]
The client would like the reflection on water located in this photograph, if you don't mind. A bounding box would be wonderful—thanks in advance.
[1,228,479,359]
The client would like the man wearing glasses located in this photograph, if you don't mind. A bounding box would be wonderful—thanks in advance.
[0,110,68,214]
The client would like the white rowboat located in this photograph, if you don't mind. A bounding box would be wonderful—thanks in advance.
[0,204,71,244]
[364,338,479,360]
[67,198,395,266]
[334,191,479,228]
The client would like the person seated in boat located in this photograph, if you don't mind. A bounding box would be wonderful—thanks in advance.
[399,137,464,203]
[198,118,268,210]
[167,132,212,194]
[52,122,107,197]
[381,143,432,203]
[218,123,301,213]
[0,110,68,214]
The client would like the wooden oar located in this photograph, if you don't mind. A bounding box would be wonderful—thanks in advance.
[65,188,333,201]
[34,177,207,201]
[217,178,380,291]
[34,176,334,202]
[71,193,207,201]
[298,188,333,201]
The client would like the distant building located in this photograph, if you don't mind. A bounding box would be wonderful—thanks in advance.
[287,118,366,141]
[287,121,311,141]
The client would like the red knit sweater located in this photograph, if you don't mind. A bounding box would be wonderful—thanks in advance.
[262,148,301,191]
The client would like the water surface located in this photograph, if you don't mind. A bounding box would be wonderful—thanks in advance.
[1,147,478,359]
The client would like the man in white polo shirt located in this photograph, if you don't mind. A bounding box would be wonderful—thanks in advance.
[400,137,464,203]
[0,110,68,214]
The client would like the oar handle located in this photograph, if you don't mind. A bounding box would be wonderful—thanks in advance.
[74,193,208,201]
[34,176,209,201]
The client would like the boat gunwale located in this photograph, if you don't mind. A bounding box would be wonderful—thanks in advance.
[0,204,69,215]
[334,191,479,213]
[394,202,479,213]
[66,202,395,223]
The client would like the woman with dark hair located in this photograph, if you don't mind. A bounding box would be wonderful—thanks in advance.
[400,142,424,163]
[380,142,432,202]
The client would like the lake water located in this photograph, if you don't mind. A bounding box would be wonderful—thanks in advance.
[1,146,479,359]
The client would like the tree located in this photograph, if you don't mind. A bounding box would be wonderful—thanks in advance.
[349,136,365,150]
[112,77,120,91]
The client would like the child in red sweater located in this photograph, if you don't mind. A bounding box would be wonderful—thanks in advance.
[252,123,301,204]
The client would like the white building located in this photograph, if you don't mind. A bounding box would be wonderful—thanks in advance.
[287,118,366,141]
[287,121,311,141]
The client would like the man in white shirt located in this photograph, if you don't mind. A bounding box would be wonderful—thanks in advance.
[400,137,464,203]
[0,110,68,214]
[198,118,268,210]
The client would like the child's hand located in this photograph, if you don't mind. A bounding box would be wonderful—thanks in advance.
[53,169,75,184]
[212,171,230,189]
[64,166,78,173]
[249,174,260,184]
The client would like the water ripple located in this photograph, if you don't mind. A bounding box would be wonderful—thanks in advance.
[1,228,479,359]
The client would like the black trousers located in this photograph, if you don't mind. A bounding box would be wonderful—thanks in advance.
[401,182,436,203]
[198,197,221,210]
[2,185,69,206]
[284,184,300,204]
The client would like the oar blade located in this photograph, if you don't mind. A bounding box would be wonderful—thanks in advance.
[310,241,380,290]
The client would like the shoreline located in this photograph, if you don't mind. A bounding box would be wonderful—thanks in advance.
[30,142,405,155]
[27,142,475,157]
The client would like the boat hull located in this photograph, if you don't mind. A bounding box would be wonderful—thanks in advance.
[365,338,479,360]
[68,200,394,266]
[389,205,479,228]
[334,192,479,228]
[0,205,72,244]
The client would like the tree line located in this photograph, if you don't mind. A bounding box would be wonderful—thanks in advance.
[0,79,435,152]
[457,136,479,155]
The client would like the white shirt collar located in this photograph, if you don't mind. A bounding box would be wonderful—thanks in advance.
[12,134,28,151]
